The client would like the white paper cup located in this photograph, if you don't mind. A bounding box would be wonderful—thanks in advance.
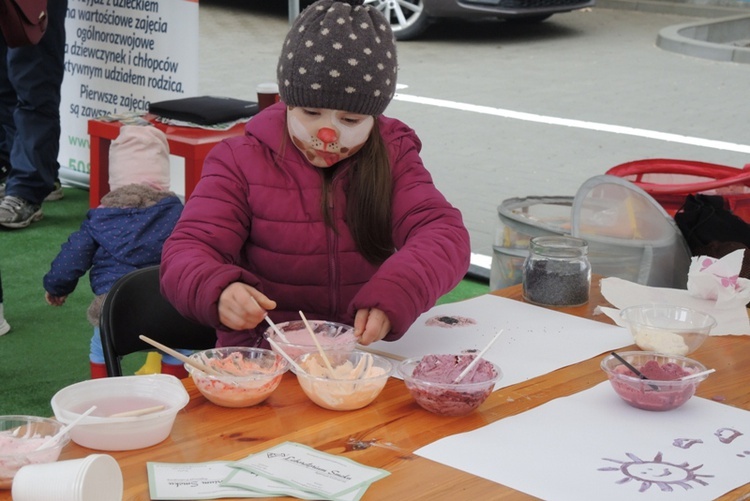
[256,82,280,111]
[12,454,123,501]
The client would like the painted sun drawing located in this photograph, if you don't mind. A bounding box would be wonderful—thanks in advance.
[599,452,714,492]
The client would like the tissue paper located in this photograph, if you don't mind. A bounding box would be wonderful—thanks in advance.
[687,249,750,307]
[598,276,750,336]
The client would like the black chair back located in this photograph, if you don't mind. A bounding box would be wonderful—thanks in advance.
[100,265,216,377]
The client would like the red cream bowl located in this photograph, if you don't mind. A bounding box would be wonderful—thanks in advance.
[600,351,710,411]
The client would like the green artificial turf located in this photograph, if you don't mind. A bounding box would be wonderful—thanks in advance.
[0,187,488,417]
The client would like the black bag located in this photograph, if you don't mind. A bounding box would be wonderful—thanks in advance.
[149,96,259,125]
[0,0,48,48]
[674,194,750,279]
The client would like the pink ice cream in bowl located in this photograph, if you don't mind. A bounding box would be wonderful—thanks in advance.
[0,415,70,489]
[186,347,290,408]
[398,354,502,416]
[600,351,712,411]
[264,320,357,371]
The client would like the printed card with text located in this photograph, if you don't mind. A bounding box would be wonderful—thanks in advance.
[229,441,390,499]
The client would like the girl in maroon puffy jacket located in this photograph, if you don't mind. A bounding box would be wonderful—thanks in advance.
[160,0,471,349]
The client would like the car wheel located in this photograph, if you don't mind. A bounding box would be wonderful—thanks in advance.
[364,0,429,41]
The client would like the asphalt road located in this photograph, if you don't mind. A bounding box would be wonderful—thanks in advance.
[199,2,750,269]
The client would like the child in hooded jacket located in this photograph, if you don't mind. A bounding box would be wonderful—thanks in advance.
[160,0,471,349]
[43,125,189,379]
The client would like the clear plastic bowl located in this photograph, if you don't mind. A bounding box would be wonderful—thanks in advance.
[600,351,710,411]
[294,350,392,411]
[0,415,69,489]
[265,320,357,366]
[186,347,289,408]
[620,304,716,356]
[51,374,188,451]
[398,355,502,416]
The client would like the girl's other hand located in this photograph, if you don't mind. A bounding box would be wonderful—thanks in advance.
[353,307,391,345]
[44,292,66,306]
[219,282,276,330]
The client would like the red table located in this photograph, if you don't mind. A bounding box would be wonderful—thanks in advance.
[87,115,247,208]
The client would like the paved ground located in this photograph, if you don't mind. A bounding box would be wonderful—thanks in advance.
[198,1,750,271]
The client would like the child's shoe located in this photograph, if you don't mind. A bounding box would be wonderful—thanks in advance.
[90,361,108,379]
[135,351,162,375]
[160,361,188,379]
[0,303,10,336]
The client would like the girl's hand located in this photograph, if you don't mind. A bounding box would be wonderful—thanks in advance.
[353,307,391,345]
[218,282,276,330]
[45,292,66,306]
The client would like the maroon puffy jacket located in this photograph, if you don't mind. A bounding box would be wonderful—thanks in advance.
[160,102,471,347]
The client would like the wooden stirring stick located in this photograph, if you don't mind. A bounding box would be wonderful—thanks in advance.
[139,335,222,376]
[266,337,305,373]
[109,405,165,418]
[454,329,504,383]
[680,368,716,381]
[299,311,335,376]
[264,314,291,343]
[36,405,97,451]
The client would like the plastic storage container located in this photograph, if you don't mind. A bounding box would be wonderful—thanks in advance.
[490,176,692,291]
[490,196,572,291]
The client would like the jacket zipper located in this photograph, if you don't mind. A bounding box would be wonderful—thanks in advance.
[327,179,339,316]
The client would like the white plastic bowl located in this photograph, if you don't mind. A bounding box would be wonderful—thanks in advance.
[50,374,188,451]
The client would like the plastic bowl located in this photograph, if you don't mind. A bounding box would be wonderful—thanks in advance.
[600,351,710,411]
[264,320,357,367]
[186,347,289,408]
[50,374,188,451]
[398,355,502,416]
[294,350,392,411]
[0,415,69,489]
[620,304,716,356]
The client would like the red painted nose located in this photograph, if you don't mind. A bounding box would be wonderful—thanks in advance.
[317,127,337,143]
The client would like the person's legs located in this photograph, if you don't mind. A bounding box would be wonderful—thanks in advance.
[160,350,192,379]
[0,0,67,226]
[0,268,9,336]
[89,327,108,378]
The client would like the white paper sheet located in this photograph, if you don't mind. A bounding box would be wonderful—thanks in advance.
[416,382,750,501]
[367,294,633,389]
[600,277,750,335]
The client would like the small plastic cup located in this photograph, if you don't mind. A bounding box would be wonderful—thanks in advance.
[11,454,123,501]
[256,82,280,111]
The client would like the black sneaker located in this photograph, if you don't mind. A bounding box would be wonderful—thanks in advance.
[0,196,43,228]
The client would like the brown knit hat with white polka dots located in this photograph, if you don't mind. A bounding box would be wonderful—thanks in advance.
[277,0,397,116]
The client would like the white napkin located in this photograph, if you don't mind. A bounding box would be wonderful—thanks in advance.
[599,249,750,335]
[687,249,750,307]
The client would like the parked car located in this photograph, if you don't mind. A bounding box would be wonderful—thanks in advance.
[361,0,595,40]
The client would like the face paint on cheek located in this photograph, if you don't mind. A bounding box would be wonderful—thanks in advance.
[332,115,374,150]
[288,114,314,145]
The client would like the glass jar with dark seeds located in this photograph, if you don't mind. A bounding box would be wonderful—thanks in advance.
[522,236,591,307]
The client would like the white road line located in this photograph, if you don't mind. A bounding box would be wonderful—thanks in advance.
[393,93,750,155]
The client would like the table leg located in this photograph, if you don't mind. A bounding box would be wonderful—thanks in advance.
[89,136,111,208]
[183,155,205,202]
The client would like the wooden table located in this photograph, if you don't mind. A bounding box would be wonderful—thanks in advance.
[5,280,749,500]
[87,115,246,208]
